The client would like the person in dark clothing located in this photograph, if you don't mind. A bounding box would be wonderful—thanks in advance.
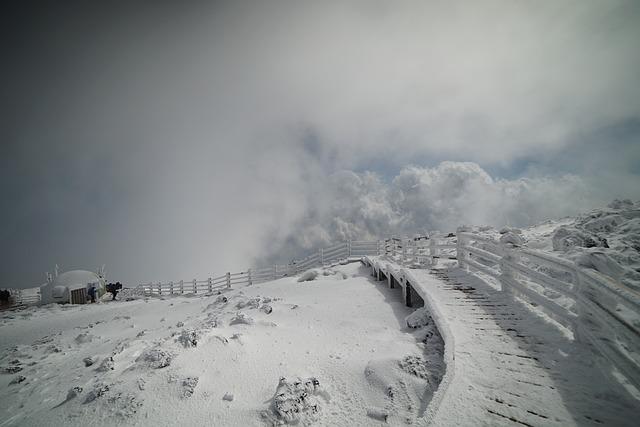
[106,282,122,300]
[87,286,96,303]
[0,289,10,305]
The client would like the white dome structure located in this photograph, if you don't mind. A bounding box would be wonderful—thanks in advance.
[40,269,106,304]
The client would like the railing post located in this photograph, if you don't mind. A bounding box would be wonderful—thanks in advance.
[320,248,324,266]
[273,265,277,280]
[193,279,197,293]
[157,282,162,295]
[208,277,212,293]
[178,280,183,294]
[347,240,352,258]
[226,272,231,288]
[402,240,407,265]
[248,269,252,286]
[430,237,438,265]
[571,269,584,342]
[499,246,519,294]
[456,231,467,269]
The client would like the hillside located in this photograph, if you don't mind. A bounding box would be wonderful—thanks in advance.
[0,263,443,426]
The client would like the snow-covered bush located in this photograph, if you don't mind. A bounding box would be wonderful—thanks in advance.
[405,308,431,329]
[181,377,198,398]
[176,330,198,348]
[297,269,319,282]
[136,347,172,369]
[229,312,254,326]
[263,377,325,425]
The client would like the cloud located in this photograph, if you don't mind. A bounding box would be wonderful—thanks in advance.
[258,161,608,264]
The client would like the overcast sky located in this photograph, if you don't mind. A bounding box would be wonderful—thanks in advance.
[2,1,639,288]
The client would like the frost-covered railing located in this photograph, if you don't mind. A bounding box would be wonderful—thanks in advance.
[457,231,640,391]
[138,240,382,295]
[1,287,42,309]
[379,235,458,266]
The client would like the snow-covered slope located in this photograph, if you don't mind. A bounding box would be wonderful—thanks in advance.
[0,263,443,426]
[475,199,640,290]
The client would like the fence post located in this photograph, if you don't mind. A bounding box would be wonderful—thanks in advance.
[348,240,352,258]
[430,237,438,265]
[320,248,324,266]
[571,269,584,342]
[208,277,213,293]
[157,282,162,296]
[402,240,407,265]
[499,246,519,293]
[193,279,197,293]
[248,269,252,286]
[273,265,277,280]
[456,231,466,269]
[178,280,183,294]
[226,272,231,288]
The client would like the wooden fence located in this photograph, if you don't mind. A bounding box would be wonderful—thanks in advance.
[456,231,640,391]
[138,239,383,296]
[0,287,42,309]
[8,228,638,392]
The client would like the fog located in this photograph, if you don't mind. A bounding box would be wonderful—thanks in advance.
[1,1,639,287]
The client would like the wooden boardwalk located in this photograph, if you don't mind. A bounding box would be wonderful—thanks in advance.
[364,256,639,427]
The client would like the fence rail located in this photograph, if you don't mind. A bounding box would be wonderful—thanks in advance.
[136,239,384,296]
[456,231,640,391]
[1,288,42,309]
[136,236,458,297]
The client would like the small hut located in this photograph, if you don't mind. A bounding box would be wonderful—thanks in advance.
[40,266,106,304]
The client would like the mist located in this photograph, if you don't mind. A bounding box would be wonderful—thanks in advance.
[1,1,639,287]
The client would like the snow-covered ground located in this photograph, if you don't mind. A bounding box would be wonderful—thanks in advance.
[0,263,443,426]
[474,199,640,290]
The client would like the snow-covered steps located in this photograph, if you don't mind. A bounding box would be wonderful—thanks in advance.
[364,256,639,427]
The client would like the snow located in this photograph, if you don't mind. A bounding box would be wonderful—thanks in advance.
[472,200,640,291]
[369,256,639,426]
[533,201,640,285]
[0,263,443,426]
[2,200,638,426]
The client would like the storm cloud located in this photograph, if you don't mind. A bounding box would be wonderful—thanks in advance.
[1,1,639,287]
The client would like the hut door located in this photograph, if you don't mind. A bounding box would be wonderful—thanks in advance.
[70,288,87,304]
